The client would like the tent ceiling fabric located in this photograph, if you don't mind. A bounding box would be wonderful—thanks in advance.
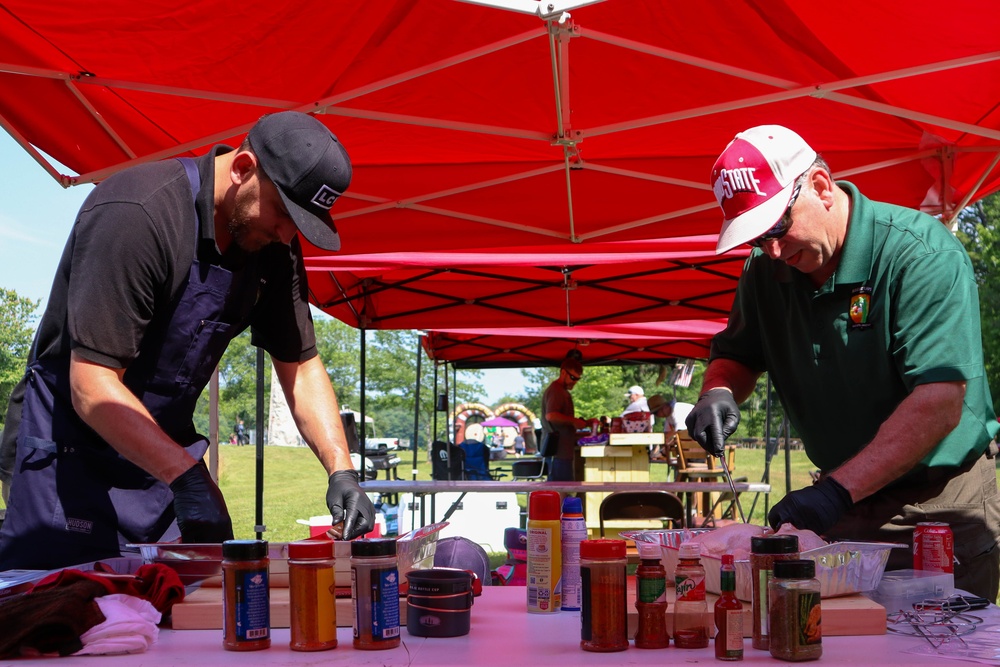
[3,0,1000,363]
[306,236,748,330]
[421,320,727,369]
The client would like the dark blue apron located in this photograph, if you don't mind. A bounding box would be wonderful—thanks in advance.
[0,159,242,569]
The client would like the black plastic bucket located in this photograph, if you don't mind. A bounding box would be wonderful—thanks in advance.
[406,568,474,637]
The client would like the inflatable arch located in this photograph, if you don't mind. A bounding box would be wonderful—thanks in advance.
[452,402,494,443]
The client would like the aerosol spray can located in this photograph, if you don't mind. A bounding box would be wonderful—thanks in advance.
[527,490,562,613]
[561,495,587,612]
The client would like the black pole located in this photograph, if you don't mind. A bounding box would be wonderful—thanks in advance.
[783,416,792,494]
[412,335,422,480]
[359,327,367,479]
[255,346,265,540]
[451,365,457,444]
[432,363,439,443]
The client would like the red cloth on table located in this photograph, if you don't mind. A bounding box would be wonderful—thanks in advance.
[32,562,185,614]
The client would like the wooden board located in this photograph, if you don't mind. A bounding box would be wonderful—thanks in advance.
[625,589,886,638]
[171,586,886,637]
[170,586,407,630]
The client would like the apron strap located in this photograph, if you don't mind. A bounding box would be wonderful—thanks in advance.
[176,157,201,245]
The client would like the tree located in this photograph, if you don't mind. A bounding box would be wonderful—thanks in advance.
[956,191,1000,414]
[0,289,39,425]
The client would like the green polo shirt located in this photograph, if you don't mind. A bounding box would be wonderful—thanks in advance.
[711,181,998,472]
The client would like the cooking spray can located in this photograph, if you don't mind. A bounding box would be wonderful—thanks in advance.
[561,495,587,612]
[527,490,562,613]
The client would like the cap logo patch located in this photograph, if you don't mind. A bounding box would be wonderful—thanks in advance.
[311,184,339,209]
[713,166,766,202]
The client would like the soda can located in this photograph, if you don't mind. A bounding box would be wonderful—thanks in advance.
[913,522,954,573]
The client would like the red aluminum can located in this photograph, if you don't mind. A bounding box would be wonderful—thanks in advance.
[913,522,954,573]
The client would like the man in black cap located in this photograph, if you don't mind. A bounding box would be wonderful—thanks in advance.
[0,111,375,570]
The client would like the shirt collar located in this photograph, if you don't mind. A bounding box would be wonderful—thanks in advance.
[831,180,875,286]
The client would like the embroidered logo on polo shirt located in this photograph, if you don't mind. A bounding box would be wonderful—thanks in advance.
[849,286,872,331]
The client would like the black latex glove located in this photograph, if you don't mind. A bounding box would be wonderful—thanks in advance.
[767,476,853,536]
[327,469,376,540]
[169,460,234,543]
[685,388,740,456]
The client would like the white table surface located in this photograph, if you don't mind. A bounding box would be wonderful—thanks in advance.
[8,587,992,667]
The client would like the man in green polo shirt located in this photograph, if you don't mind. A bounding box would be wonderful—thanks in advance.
[685,125,1000,599]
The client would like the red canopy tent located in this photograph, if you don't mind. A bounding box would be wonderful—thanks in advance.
[2,0,1000,353]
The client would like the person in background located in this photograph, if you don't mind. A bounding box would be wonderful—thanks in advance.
[646,394,677,461]
[541,357,588,481]
[622,385,649,414]
[685,124,1000,599]
[0,111,375,571]
[513,432,526,457]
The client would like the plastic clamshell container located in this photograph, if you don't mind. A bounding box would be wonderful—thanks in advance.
[622,529,900,600]
[865,568,955,613]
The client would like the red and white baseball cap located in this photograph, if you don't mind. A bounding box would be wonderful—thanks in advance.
[710,125,816,254]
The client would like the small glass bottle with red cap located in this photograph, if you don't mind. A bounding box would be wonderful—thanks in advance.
[580,538,628,652]
[288,539,337,651]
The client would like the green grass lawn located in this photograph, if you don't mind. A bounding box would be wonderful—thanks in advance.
[217,443,817,541]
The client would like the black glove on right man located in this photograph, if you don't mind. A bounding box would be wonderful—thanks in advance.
[169,460,234,543]
[767,476,854,536]
[684,387,741,456]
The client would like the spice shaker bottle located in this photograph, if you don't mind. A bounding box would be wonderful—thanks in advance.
[222,539,271,651]
[351,538,401,650]
[580,538,628,652]
[714,553,744,661]
[561,495,587,612]
[288,539,337,651]
[673,542,710,649]
[527,490,562,613]
[633,541,669,649]
[750,534,799,651]
[768,559,822,661]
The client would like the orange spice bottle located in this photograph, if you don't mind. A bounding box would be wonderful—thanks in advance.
[288,539,337,651]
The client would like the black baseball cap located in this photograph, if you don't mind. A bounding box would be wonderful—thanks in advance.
[247,111,352,251]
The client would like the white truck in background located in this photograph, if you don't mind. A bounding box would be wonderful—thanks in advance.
[340,408,400,456]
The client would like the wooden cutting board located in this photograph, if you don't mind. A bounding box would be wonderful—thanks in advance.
[171,586,406,629]
[632,589,886,638]
[171,586,885,636]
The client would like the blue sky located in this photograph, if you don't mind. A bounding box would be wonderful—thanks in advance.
[0,130,527,404]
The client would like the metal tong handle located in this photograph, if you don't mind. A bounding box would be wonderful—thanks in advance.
[717,451,748,523]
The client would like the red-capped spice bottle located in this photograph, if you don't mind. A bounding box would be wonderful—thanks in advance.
[222,539,271,651]
[673,542,710,649]
[633,541,669,649]
[580,538,628,652]
[715,554,744,661]
[288,539,337,651]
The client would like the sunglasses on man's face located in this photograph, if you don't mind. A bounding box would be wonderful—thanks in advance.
[749,183,801,248]
[567,372,581,382]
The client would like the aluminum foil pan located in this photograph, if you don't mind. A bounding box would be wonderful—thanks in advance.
[127,542,294,587]
[621,529,901,600]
